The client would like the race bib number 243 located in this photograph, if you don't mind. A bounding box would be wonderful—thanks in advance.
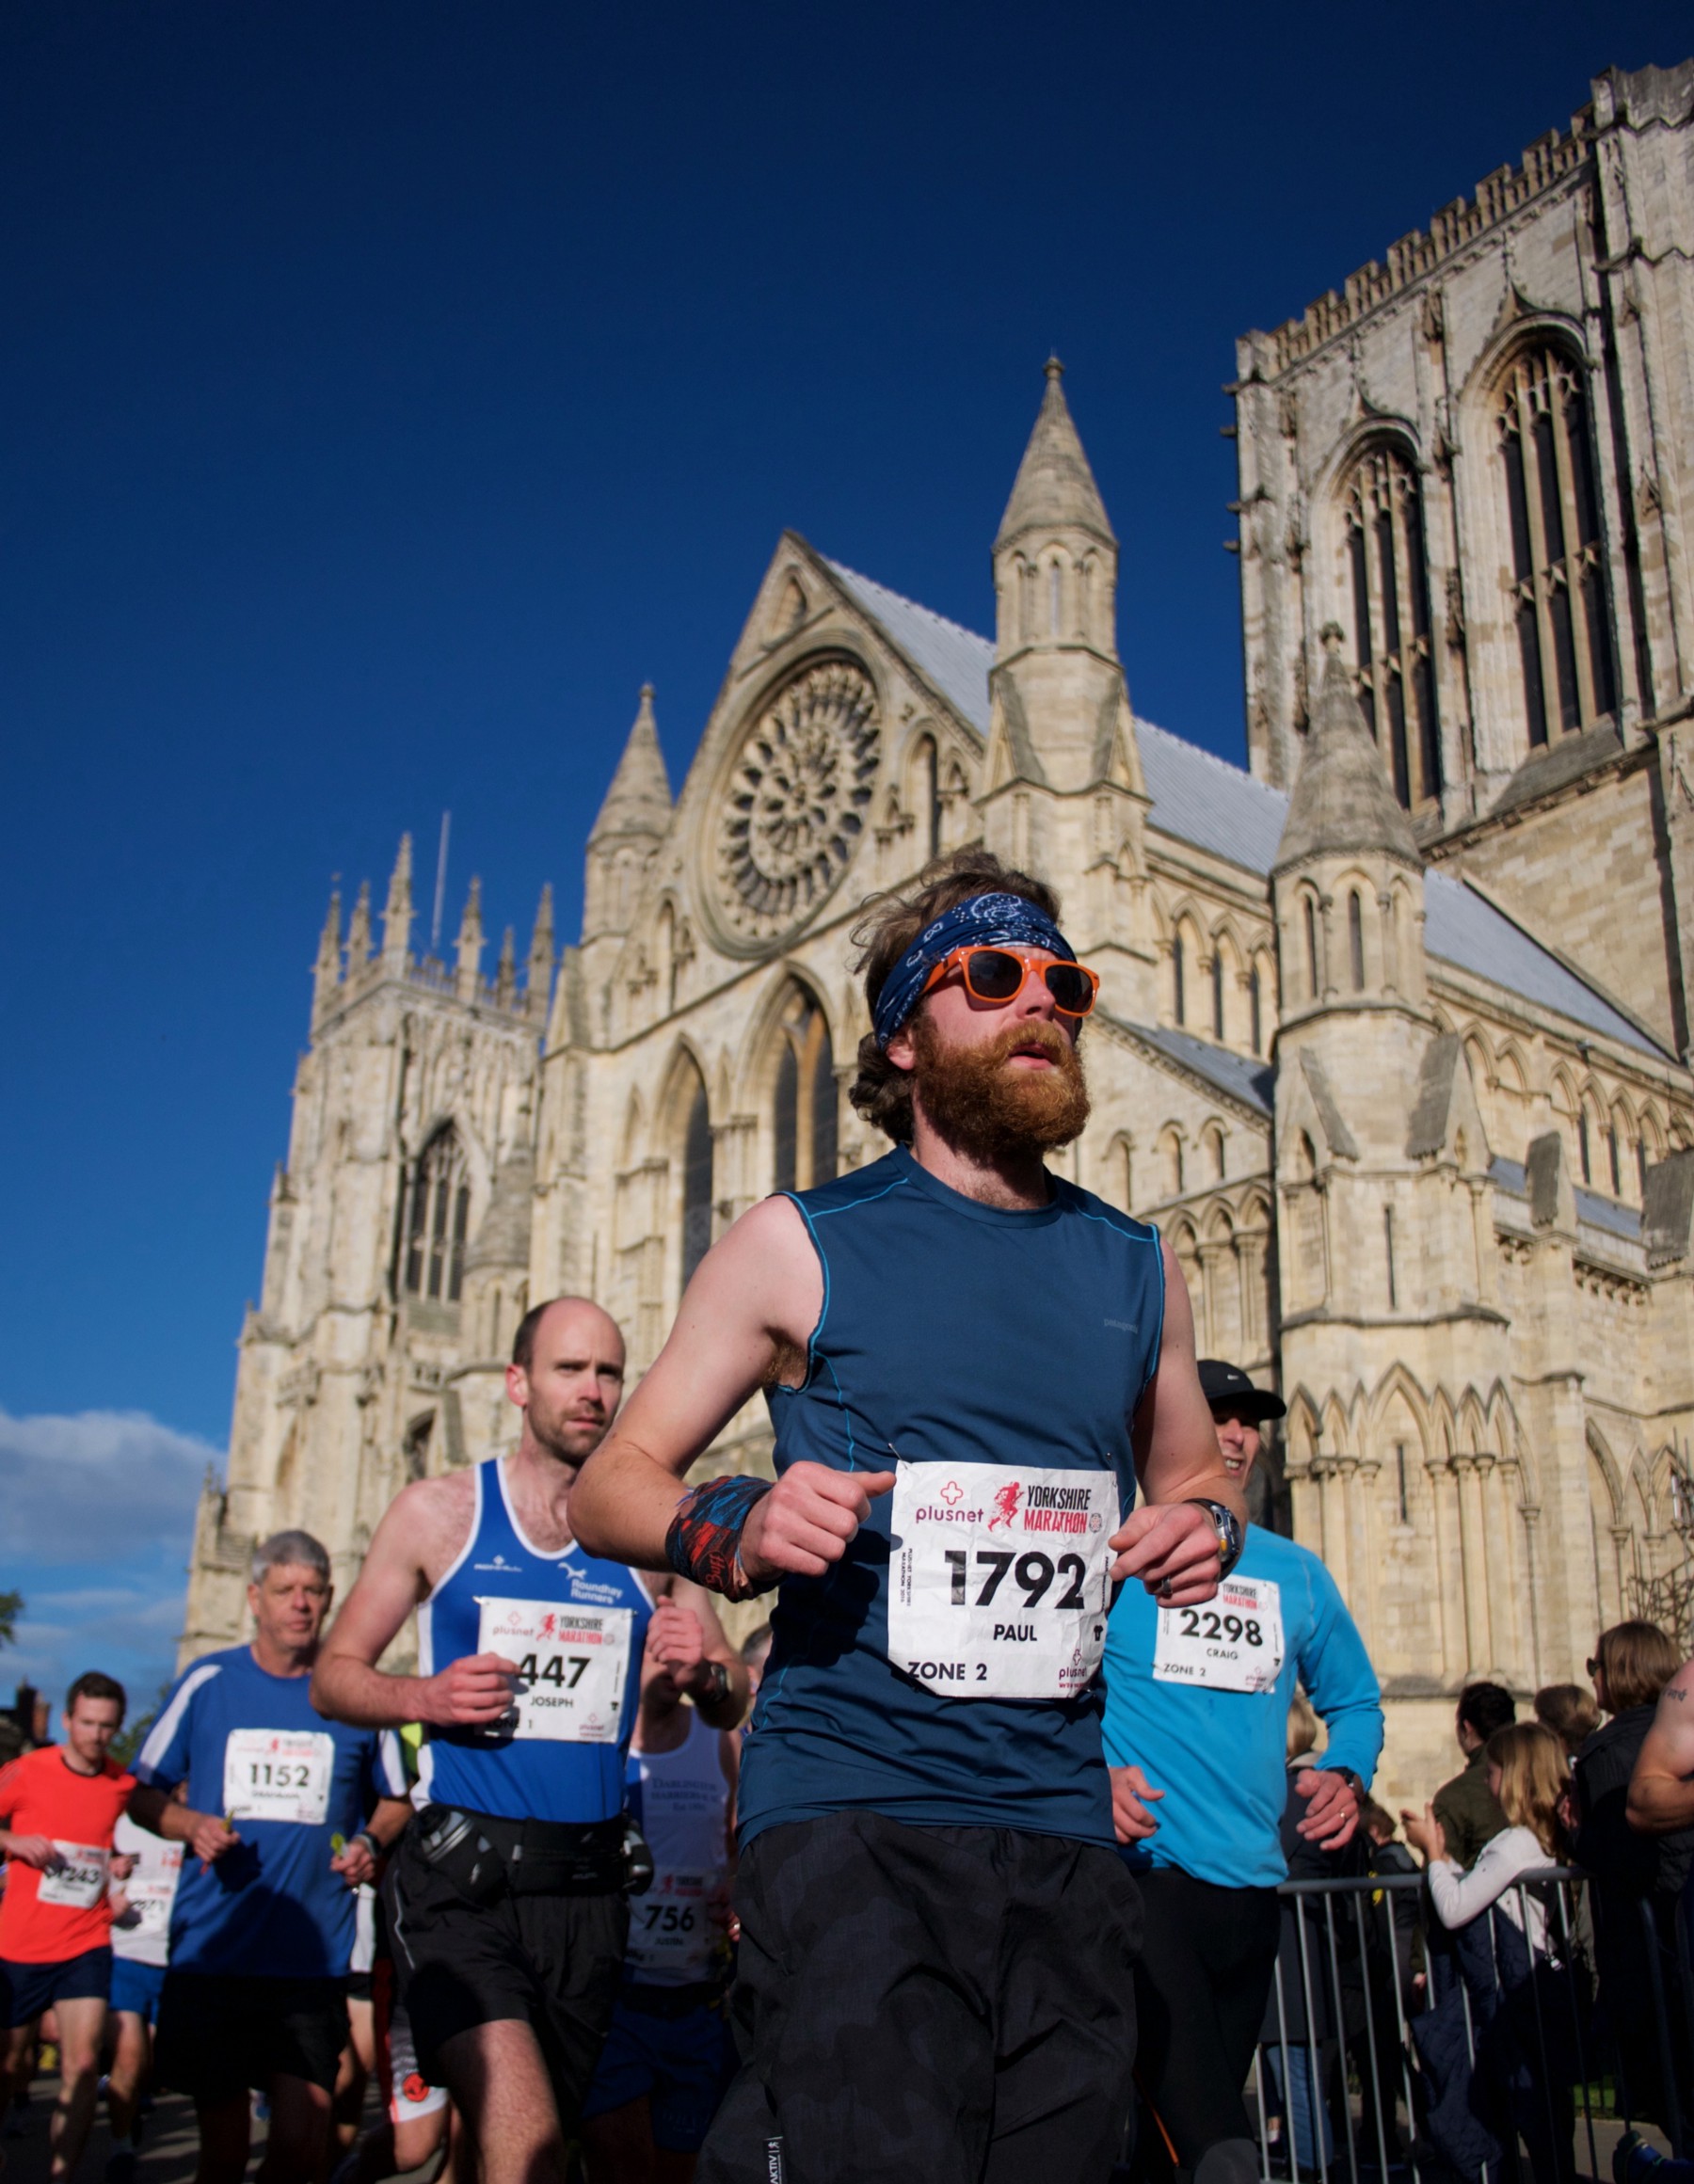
[888,1461,1117,1702]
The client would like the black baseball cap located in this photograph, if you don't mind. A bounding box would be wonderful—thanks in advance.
[1197,1359,1286,1423]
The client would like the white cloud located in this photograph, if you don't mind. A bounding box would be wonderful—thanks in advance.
[0,1408,221,1565]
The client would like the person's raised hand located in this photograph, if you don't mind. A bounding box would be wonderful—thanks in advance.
[738,1462,896,1586]
[188,1812,240,1871]
[1110,1764,1165,1845]
[650,1599,708,1685]
[1110,1502,1221,1604]
[110,1852,136,1882]
[1400,1803,1446,1863]
[424,1651,519,1729]
[1296,1767,1361,1850]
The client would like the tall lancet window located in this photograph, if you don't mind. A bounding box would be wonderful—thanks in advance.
[404,1128,470,1304]
[681,1076,714,1290]
[772,988,838,1194]
[1497,344,1616,746]
[1344,442,1441,810]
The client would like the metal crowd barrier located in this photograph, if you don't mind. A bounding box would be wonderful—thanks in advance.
[1249,1865,1693,2184]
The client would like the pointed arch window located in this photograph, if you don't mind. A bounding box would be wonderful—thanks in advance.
[1249,964,1263,1056]
[914,736,941,862]
[1348,892,1366,991]
[1344,442,1441,810]
[1303,898,1319,1001]
[1211,951,1225,1039]
[404,1129,470,1303]
[1173,935,1187,1027]
[1497,345,1616,746]
[681,1076,714,1288]
[772,988,838,1194]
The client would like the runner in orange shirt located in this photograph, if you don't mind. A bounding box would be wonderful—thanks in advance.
[0,1672,135,2183]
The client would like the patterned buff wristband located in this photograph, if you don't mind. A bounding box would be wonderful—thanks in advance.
[665,1474,775,1601]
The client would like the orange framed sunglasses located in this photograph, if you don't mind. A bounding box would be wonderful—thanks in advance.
[920,945,1100,1018]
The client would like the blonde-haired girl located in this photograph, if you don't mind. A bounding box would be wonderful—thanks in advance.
[1405,1720,1569,1952]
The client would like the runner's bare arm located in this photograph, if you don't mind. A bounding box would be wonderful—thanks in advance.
[1627,1658,1694,1832]
[310,1475,519,1731]
[649,1580,753,1729]
[127,1784,238,1869]
[1111,1241,1245,1604]
[570,1197,894,1588]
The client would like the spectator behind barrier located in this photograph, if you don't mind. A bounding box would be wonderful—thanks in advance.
[1574,1620,1690,2137]
[1536,1682,1602,1759]
[1406,1722,1584,2184]
[1426,1682,1515,1871]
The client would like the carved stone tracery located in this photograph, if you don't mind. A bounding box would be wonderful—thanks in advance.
[711,658,880,948]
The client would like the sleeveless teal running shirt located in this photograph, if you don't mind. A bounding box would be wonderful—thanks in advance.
[736,1143,1164,1848]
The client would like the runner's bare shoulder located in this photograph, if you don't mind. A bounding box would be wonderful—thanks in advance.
[384,1467,480,1593]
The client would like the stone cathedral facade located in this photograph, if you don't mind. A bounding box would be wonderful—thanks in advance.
[184,61,1694,1802]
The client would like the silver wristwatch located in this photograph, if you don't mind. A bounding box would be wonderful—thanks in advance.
[1186,1498,1244,1579]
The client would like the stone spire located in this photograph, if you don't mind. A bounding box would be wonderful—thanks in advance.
[526,884,555,1011]
[995,358,1114,550]
[345,880,373,972]
[380,835,414,970]
[583,686,672,944]
[312,885,342,1022]
[455,877,486,1000]
[589,684,671,845]
[495,925,517,1008]
[1274,628,1421,873]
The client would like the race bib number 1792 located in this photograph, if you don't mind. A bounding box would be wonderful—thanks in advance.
[887,1461,1117,1702]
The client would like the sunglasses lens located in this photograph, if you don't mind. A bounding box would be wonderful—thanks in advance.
[1045,964,1094,1013]
[967,949,1026,1000]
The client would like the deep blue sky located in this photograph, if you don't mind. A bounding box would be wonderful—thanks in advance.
[2,3,1687,1690]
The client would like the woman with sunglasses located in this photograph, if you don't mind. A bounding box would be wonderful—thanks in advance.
[571,849,1245,2184]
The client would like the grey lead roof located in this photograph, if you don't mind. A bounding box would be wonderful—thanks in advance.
[1116,1018,1275,1118]
[823,559,1670,1062]
[826,561,993,741]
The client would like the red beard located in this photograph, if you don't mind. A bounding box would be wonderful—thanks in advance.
[910,1012,1091,1162]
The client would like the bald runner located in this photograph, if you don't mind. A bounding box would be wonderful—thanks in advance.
[312,1298,751,2184]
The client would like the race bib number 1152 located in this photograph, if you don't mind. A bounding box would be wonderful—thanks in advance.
[887,1461,1117,1702]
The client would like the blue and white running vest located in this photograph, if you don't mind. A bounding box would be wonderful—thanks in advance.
[736,1142,1164,1850]
[416,1456,652,1824]
[624,1713,732,1987]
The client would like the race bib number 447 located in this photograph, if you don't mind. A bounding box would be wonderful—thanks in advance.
[888,1461,1117,1701]
[476,1597,632,1744]
[1152,1576,1285,1693]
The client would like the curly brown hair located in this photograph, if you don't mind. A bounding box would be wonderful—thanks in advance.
[846,849,1063,1145]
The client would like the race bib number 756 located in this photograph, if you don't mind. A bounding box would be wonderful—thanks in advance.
[888,1461,1117,1701]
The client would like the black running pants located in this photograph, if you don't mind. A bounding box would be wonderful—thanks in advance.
[698,1809,1141,2184]
[1129,1866,1281,2176]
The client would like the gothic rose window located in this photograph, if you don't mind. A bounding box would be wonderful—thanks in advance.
[404,1128,470,1304]
[1344,442,1441,809]
[711,658,880,948]
[772,987,838,1195]
[1496,345,1616,746]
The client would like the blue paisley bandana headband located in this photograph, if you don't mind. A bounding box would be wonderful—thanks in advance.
[871,891,1077,1049]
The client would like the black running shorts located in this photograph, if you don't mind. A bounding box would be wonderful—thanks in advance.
[152,1972,349,2104]
[383,1825,628,2127]
[699,1809,1141,2184]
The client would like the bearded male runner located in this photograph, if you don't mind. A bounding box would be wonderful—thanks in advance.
[569,850,1248,2184]
[311,1297,750,2184]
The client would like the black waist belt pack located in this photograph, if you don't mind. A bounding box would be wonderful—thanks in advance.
[413,1805,629,1903]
